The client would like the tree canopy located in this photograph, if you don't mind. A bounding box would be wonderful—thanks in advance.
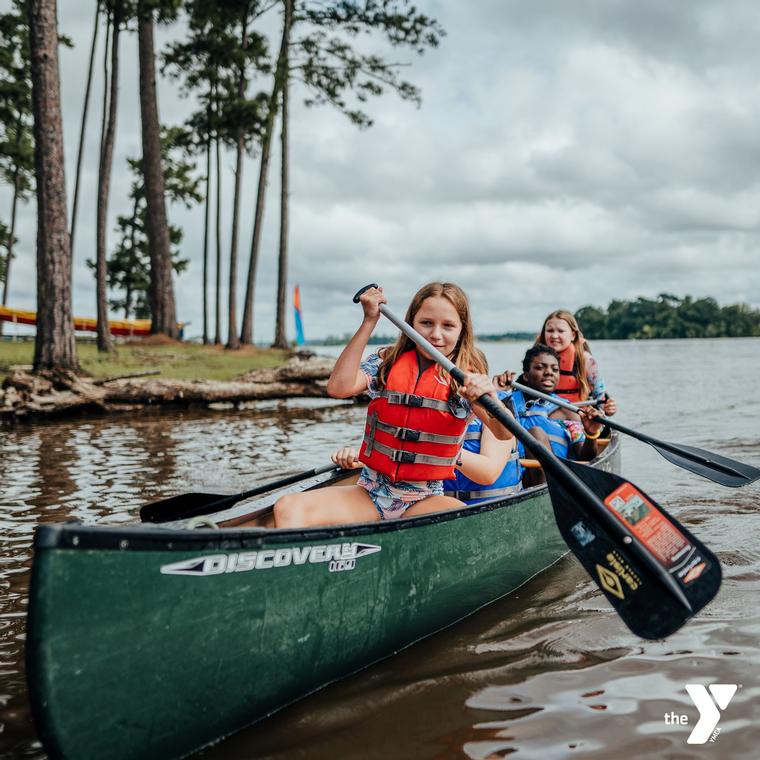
[576,294,760,339]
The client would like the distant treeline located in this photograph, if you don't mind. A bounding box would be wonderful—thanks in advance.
[477,332,535,342]
[312,295,760,345]
[313,331,535,346]
[576,294,760,339]
[314,334,397,346]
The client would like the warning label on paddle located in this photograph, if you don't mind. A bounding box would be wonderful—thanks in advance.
[604,483,707,585]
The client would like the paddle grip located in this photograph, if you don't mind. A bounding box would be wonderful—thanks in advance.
[353,283,379,303]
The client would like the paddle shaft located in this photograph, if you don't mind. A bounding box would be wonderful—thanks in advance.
[140,463,340,522]
[223,463,340,504]
[374,299,692,611]
[510,380,746,478]
[378,304,615,496]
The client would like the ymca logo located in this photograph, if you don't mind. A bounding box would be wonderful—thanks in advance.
[665,684,739,743]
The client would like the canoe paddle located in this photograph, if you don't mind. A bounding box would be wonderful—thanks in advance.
[354,284,721,639]
[509,379,760,488]
[139,463,340,523]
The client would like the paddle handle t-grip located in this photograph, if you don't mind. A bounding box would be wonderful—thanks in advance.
[353,283,379,303]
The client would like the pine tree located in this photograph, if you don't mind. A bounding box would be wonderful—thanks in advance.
[0,1,35,333]
[94,127,200,320]
[240,0,444,346]
[137,0,182,337]
[69,2,101,257]
[164,0,267,347]
[95,1,126,353]
[26,0,78,371]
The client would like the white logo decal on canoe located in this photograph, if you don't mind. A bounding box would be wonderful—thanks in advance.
[160,542,382,576]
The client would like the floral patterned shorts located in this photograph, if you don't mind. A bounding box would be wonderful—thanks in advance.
[357,466,442,520]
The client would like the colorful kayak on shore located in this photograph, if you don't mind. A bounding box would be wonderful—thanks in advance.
[0,305,182,337]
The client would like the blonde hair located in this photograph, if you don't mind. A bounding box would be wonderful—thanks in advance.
[536,309,592,400]
[377,282,486,395]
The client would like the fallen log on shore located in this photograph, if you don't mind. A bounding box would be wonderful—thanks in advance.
[0,354,337,420]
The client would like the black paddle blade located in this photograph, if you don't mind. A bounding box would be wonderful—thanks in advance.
[547,461,722,640]
[649,441,760,488]
[140,491,236,523]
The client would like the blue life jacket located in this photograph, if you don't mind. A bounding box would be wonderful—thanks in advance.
[443,393,523,504]
[509,388,571,459]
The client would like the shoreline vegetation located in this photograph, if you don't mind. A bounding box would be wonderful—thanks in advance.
[0,339,336,419]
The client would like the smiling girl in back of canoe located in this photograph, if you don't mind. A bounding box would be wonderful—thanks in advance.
[271,283,515,528]
[537,309,617,415]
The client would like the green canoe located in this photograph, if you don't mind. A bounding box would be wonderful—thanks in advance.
[27,435,621,760]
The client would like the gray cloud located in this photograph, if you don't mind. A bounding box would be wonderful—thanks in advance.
[2,0,759,342]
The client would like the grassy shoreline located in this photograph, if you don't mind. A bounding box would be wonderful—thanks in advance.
[0,339,290,383]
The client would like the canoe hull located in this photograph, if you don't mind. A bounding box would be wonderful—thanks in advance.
[27,437,620,760]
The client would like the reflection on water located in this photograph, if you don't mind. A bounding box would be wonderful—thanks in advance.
[1,338,759,759]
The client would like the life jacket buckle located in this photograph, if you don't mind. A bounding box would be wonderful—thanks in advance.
[406,394,424,407]
[386,392,406,405]
[391,450,417,464]
[399,428,420,441]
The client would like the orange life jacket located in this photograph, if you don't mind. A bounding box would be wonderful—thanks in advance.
[555,344,583,402]
[359,350,468,482]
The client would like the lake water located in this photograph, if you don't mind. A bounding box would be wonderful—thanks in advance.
[1,338,759,758]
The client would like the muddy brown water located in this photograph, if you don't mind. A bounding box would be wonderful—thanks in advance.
[1,338,759,759]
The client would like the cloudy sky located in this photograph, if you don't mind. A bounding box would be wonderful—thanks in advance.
[4,0,760,341]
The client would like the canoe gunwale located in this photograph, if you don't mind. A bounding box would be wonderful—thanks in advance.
[33,434,620,554]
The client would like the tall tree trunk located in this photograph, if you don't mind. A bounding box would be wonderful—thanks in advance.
[69,1,100,255]
[214,129,222,344]
[272,0,292,349]
[125,193,139,318]
[240,4,290,345]
[0,122,22,337]
[202,110,211,344]
[226,12,250,351]
[27,0,78,372]
[2,170,20,307]
[137,0,177,338]
[96,5,120,353]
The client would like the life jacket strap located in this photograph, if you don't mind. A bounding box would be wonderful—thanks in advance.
[450,484,522,500]
[364,412,379,455]
[373,419,464,445]
[376,389,452,413]
[362,437,459,467]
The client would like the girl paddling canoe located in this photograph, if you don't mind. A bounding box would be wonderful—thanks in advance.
[272,283,515,528]
[329,350,519,507]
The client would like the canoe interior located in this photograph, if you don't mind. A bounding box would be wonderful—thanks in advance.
[26,435,621,760]
[191,436,617,530]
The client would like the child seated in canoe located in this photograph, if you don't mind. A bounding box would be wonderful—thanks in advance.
[272,283,515,528]
[329,414,518,507]
[440,388,523,503]
[328,351,520,507]
[497,344,605,485]
[536,309,617,415]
